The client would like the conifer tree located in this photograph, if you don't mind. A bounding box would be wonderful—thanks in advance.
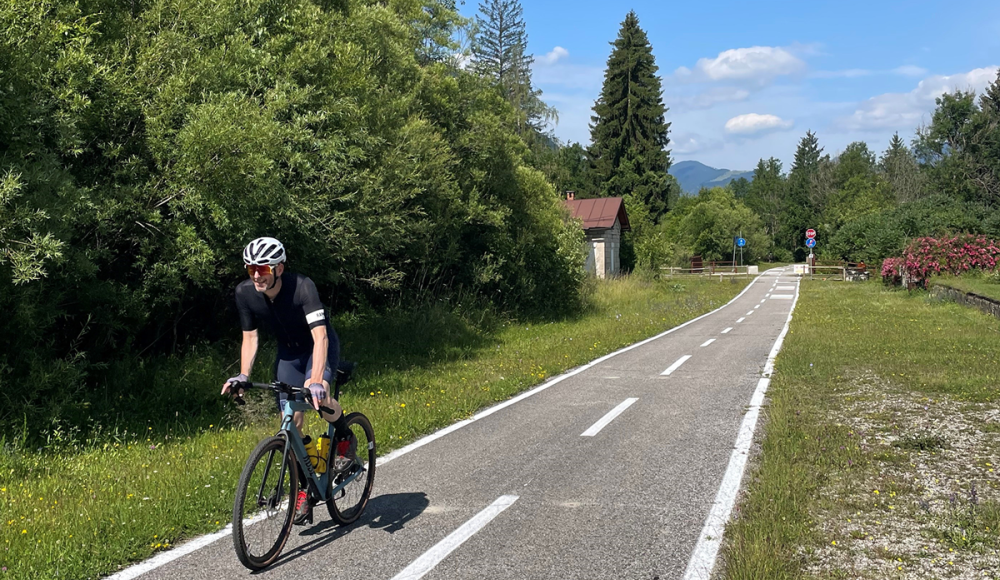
[744,158,785,256]
[880,134,926,203]
[779,131,823,256]
[472,0,554,135]
[588,11,672,222]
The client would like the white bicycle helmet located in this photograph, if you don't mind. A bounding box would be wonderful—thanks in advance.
[243,237,286,266]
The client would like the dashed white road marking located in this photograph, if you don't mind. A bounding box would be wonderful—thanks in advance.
[700,339,716,347]
[105,271,786,579]
[661,355,692,376]
[754,304,760,309]
[391,495,519,580]
[721,327,732,334]
[683,270,801,580]
[581,398,639,437]
[745,310,754,316]
[736,317,745,323]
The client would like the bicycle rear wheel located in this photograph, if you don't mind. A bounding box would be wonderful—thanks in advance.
[232,435,298,570]
[327,412,376,525]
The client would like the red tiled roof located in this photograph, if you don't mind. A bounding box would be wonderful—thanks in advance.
[564,197,630,232]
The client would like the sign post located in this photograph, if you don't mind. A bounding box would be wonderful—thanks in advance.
[805,236,816,279]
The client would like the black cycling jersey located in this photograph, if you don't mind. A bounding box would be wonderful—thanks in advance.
[235,272,333,357]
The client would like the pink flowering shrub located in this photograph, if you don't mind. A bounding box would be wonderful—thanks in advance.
[881,257,904,287]
[881,234,1000,288]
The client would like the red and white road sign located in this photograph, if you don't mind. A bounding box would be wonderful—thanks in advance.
[805,228,816,239]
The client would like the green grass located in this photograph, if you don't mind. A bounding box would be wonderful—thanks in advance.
[721,280,1000,579]
[0,275,748,580]
[931,271,1000,302]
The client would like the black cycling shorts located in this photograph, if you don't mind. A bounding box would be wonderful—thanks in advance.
[272,351,334,413]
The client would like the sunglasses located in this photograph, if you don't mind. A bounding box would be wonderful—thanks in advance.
[246,264,277,277]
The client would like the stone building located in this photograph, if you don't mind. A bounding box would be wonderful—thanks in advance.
[564,193,631,278]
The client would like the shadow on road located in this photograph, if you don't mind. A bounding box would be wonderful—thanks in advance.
[263,492,430,571]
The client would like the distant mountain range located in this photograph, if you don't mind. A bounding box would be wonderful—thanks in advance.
[669,160,754,195]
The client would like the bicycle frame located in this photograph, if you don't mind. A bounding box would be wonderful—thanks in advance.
[278,398,365,503]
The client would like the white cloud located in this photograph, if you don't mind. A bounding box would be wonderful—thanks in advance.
[538,46,569,66]
[837,66,999,132]
[672,87,751,111]
[810,69,873,79]
[892,65,928,77]
[672,133,723,155]
[677,46,805,84]
[809,65,928,80]
[532,62,604,91]
[725,113,794,135]
[451,52,473,70]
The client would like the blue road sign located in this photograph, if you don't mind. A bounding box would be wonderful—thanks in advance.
[806,238,817,248]
[736,237,746,247]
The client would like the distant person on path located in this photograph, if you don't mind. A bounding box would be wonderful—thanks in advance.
[222,236,355,525]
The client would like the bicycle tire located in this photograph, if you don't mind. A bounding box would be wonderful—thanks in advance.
[327,412,376,525]
[232,435,298,570]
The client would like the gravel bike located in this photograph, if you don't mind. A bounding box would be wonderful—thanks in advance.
[228,362,375,570]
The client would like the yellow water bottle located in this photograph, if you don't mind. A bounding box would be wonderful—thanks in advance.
[315,435,330,474]
[303,436,319,470]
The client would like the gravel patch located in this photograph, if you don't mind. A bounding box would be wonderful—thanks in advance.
[802,373,1000,580]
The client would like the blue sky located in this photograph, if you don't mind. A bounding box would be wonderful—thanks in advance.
[457,0,1000,170]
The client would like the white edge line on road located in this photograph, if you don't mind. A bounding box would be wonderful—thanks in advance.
[580,398,639,437]
[661,355,692,376]
[700,339,716,348]
[102,269,778,580]
[682,269,801,580]
[104,507,271,580]
[721,327,732,334]
[391,495,519,580]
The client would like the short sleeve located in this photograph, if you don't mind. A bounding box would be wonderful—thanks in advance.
[235,284,258,332]
[298,277,327,329]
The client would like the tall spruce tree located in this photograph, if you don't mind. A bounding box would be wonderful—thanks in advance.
[779,130,823,255]
[744,157,786,257]
[472,0,554,135]
[588,11,672,222]
[880,133,926,203]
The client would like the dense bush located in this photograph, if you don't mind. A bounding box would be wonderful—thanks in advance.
[0,0,583,438]
[827,195,988,263]
[659,187,770,265]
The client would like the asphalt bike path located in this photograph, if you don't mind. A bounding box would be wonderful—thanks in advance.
[120,267,800,580]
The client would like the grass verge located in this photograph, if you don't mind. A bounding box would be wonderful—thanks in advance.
[721,280,1000,579]
[0,275,749,580]
[931,272,1000,303]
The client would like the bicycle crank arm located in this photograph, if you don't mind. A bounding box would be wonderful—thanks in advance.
[326,467,365,499]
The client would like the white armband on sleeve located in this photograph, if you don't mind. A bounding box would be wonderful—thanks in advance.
[306,309,326,324]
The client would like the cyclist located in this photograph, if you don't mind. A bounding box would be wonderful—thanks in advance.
[222,236,356,525]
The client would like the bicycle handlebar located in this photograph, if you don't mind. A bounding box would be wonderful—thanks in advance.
[228,380,306,406]
[226,361,356,406]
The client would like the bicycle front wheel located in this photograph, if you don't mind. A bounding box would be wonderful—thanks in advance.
[327,412,376,525]
[232,435,299,570]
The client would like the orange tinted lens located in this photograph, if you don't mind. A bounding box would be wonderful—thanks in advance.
[246,265,273,276]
